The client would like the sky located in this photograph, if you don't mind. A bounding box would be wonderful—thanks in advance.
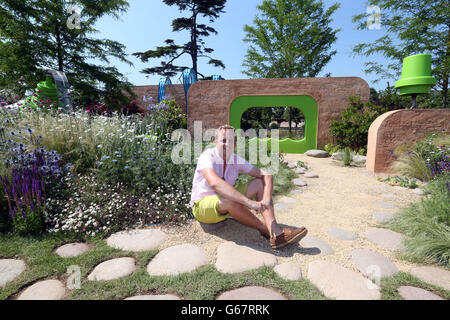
[93,0,397,91]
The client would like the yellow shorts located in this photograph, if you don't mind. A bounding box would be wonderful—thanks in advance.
[192,182,250,224]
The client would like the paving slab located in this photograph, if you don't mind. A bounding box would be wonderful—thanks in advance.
[289,189,303,195]
[372,212,395,223]
[147,244,208,276]
[300,236,334,255]
[215,242,277,274]
[216,286,288,300]
[274,262,302,281]
[304,173,319,178]
[55,243,90,258]
[274,203,291,211]
[410,266,450,291]
[382,194,398,200]
[305,150,329,158]
[398,286,445,300]
[106,228,166,252]
[0,259,26,287]
[88,257,136,281]
[327,228,358,240]
[17,279,66,300]
[350,249,399,278]
[307,260,380,300]
[295,168,306,174]
[125,294,181,300]
[375,201,397,209]
[365,228,404,250]
[287,162,297,169]
[293,178,307,187]
[278,196,297,204]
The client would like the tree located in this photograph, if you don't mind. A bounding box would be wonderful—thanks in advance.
[133,0,226,79]
[0,0,134,108]
[352,0,449,108]
[242,0,340,79]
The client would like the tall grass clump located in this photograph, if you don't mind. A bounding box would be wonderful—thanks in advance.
[385,173,450,266]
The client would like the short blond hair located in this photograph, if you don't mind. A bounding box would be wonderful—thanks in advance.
[215,124,236,141]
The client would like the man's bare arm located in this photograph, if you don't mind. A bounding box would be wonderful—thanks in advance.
[202,168,262,210]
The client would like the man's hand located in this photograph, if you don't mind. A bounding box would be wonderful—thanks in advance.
[246,199,264,213]
[261,197,273,210]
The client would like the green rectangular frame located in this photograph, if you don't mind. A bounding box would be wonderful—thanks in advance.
[229,95,318,154]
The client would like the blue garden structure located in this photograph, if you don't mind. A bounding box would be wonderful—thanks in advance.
[158,77,172,103]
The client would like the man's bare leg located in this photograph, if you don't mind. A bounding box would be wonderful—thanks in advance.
[245,178,283,238]
[218,197,269,237]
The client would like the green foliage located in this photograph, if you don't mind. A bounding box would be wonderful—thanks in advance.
[296,161,308,169]
[133,0,226,78]
[0,0,134,108]
[376,176,419,189]
[12,207,45,236]
[342,147,352,166]
[243,0,340,78]
[352,0,449,108]
[324,143,340,155]
[330,96,388,153]
[385,174,450,266]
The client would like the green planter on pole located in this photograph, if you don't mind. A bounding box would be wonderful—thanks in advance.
[395,54,436,95]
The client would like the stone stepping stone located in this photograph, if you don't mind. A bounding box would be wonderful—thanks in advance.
[274,203,291,211]
[327,228,357,240]
[305,149,329,158]
[17,279,66,300]
[382,193,397,200]
[300,193,315,199]
[278,196,297,204]
[352,155,367,163]
[215,242,277,274]
[365,228,404,250]
[106,228,166,252]
[304,173,319,178]
[147,244,208,276]
[375,201,396,209]
[88,257,136,281]
[0,259,26,287]
[393,186,408,191]
[372,212,395,223]
[55,243,90,258]
[413,188,424,195]
[125,294,181,300]
[331,152,343,160]
[350,249,398,278]
[300,236,334,255]
[295,168,306,174]
[307,260,380,300]
[293,178,307,187]
[398,286,445,300]
[410,266,450,291]
[287,162,297,169]
[290,189,303,195]
[216,286,287,300]
[274,262,302,281]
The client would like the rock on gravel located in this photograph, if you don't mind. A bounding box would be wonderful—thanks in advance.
[278,196,297,204]
[372,212,395,223]
[375,201,397,209]
[350,249,399,278]
[300,236,334,255]
[365,228,404,250]
[352,155,367,163]
[17,280,66,300]
[397,286,445,300]
[88,257,136,281]
[215,242,277,274]
[293,178,307,187]
[106,228,167,252]
[0,259,26,287]
[274,203,291,211]
[216,286,287,300]
[305,150,329,158]
[326,228,357,240]
[274,262,302,281]
[307,260,380,300]
[147,244,208,276]
[304,173,319,178]
[413,188,424,195]
[410,266,450,291]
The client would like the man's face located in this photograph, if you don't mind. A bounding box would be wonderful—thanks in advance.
[216,128,235,161]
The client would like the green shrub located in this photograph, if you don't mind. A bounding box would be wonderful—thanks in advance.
[330,96,388,153]
[324,143,341,155]
[342,147,352,166]
[385,174,450,266]
[12,207,45,236]
[376,176,419,189]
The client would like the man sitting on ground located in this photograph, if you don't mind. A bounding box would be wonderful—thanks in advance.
[189,125,308,249]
